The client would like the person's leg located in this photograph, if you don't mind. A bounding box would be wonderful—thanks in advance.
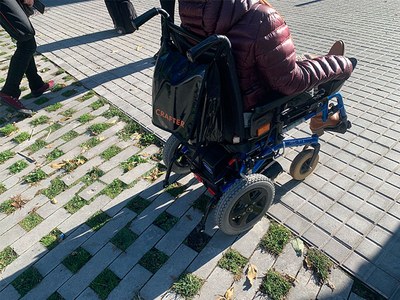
[1,37,38,98]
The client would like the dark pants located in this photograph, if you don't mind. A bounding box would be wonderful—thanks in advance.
[160,0,175,21]
[2,37,44,98]
[0,0,44,98]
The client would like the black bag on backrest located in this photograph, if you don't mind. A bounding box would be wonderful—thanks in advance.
[0,0,35,42]
[152,46,223,143]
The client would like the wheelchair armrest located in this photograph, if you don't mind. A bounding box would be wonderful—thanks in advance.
[186,35,231,63]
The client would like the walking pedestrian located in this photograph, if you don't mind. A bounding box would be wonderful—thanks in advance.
[0,0,54,116]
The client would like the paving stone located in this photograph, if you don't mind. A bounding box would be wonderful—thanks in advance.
[0,225,26,251]
[193,267,233,300]
[130,192,175,235]
[318,267,353,300]
[57,194,112,233]
[82,207,135,255]
[36,182,86,219]
[62,156,103,186]
[34,224,92,276]
[232,248,276,300]
[287,267,320,300]
[273,242,303,278]
[0,194,50,236]
[0,243,47,292]
[0,285,20,300]
[13,208,70,255]
[58,242,121,299]
[109,225,165,278]
[156,207,203,256]
[187,230,236,279]
[365,267,399,299]
[231,217,269,259]
[78,181,106,201]
[99,144,140,173]
[166,182,206,218]
[21,264,72,300]
[140,244,198,300]
[120,162,155,185]
[99,166,125,185]
[83,135,120,160]
[107,265,152,300]
[75,287,100,300]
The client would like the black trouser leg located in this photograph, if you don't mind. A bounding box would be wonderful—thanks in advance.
[1,37,43,98]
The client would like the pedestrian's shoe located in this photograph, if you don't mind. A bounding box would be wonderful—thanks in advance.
[328,40,345,56]
[31,80,54,97]
[310,111,351,136]
[0,92,34,116]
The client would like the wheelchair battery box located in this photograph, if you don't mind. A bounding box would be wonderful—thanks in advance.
[199,144,230,179]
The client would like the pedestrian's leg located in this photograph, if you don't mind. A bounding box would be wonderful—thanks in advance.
[1,38,37,98]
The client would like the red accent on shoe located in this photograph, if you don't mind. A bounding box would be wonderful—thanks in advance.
[31,80,55,97]
[0,92,33,116]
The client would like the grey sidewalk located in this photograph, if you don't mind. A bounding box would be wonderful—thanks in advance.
[0,0,399,299]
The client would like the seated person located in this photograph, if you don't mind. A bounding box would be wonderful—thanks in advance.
[178,0,355,134]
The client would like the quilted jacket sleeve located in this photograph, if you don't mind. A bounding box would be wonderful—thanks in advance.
[254,6,354,96]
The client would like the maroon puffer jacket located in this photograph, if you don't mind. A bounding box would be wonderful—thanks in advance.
[179,0,354,111]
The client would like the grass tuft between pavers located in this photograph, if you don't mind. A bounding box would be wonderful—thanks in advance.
[61,130,79,142]
[139,248,169,274]
[8,159,28,174]
[153,211,179,232]
[184,229,212,253]
[110,227,138,251]
[0,123,18,136]
[305,248,333,284]
[90,98,107,110]
[0,199,16,214]
[19,212,44,231]
[101,145,122,160]
[259,222,292,256]
[126,195,150,214]
[60,108,76,118]
[11,266,43,297]
[78,90,96,102]
[90,268,120,300]
[27,139,47,153]
[86,210,111,231]
[46,148,64,162]
[102,179,127,199]
[81,167,105,186]
[30,115,50,126]
[260,269,291,300]
[171,273,204,299]
[42,177,67,199]
[192,194,212,213]
[88,123,111,135]
[64,195,87,214]
[13,131,30,144]
[62,247,92,273]
[45,102,63,112]
[0,149,15,164]
[218,249,248,278]
[165,182,187,198]
[24,168,47,183]
[120,154,147,172]
[0,246,18,272]
[47,291,64,300]
[0,183,6,194]
[40,228,63,250]
[78,113,94,123]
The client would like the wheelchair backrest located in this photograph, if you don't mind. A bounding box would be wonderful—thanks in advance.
[151,22,246,145]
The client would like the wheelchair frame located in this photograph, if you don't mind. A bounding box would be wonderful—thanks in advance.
[133,8,351,235]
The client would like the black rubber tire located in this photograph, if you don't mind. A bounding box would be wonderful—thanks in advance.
[289,149,319,181]
[215,174,275,235]
[162,135,191,175]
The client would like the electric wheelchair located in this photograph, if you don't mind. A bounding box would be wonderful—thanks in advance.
[132,8,353,235]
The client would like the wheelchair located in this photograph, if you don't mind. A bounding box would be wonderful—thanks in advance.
[132,8,353,235]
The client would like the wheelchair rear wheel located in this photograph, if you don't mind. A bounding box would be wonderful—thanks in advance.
[215,174,275,235]
[163,135,191,175]
[289,149,319,180]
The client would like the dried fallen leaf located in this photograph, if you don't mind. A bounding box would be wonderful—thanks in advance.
[291,238,305,256]
[106,119,117,125]
[246,264,258,286]
[50,198,58,204]
[51,162,66,169]
[284,273,297,284]
[224,286,234,300]
[136,45,142,51]
[59,116,71,122]
[10,195,27,209]
[326,279,335,290]
[45,143,54,149]
[97,136,106,142]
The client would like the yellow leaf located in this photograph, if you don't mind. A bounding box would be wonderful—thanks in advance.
[97,136,106,142]
[59,116,71,122]
[45,143,54,149]
[50,198,58,204]
[106,119,117,125]
[224,286,234,300]
[51,162,66,169]
[246,264,258,286]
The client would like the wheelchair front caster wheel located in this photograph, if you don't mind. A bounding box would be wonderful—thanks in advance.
[215,174,275,235]
[289,149,319,180]
[162,135,191,175]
